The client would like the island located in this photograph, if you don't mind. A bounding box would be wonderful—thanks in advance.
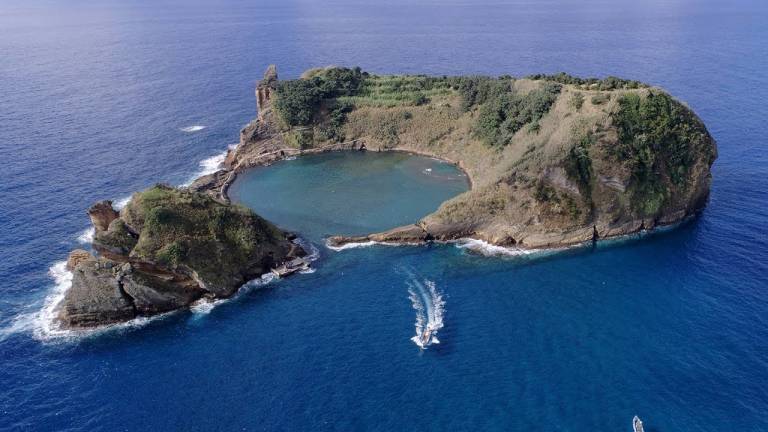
[58,65,717,329]
[194,65,717,248]
[59,185,305,328]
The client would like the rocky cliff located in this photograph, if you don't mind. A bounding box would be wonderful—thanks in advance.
[197,65,715,250]
[59,185,303,328]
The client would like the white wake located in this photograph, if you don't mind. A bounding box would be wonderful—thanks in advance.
[407,276,445,349]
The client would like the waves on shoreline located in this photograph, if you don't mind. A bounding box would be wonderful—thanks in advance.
[10,145,238,342]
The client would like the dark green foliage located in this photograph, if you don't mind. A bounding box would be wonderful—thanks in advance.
[527,72,647,90]
[451,76,509,111]
[156,241,186,266]
[273,80,321,126]
[474,82,562,147]
[317,100,354,142]
[274,67,366,127]
[566,133,594,190]
[534,182,558,203]
[612,91,709,215]
[411,93,430,106]
[94,219,137,253]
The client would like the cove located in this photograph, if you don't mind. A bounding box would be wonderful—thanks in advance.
[228,151,470,242]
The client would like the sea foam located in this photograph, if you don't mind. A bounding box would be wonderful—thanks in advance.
[180,125,206,133]
[453,239,535,257]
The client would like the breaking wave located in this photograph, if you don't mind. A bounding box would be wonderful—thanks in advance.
[406,273,445,349]
[191,237,318,316]
[180,125,206,133]
[454,239,535,257]
[76,227,95,244]
[326,240,378,251]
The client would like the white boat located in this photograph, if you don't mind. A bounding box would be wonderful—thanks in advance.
[419,327,432,347]
[633,416,644,432]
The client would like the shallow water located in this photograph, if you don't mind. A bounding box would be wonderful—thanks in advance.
[2,0,768,431]
[229,152,469,242]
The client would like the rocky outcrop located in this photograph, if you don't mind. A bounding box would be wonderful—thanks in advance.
[88,200,119,232]
[60,258,136,327]
[256,64,278,121]
[66,249,93,271]
[249,67,715,250]
[58,185,305,329]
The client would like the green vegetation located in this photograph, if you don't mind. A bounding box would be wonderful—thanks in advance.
[565,132,595,194]
[316,100,354,142]
[273,67,366,127]
[569,92,585,110]
[450,76,509,111]
[612,91,710,214]
[94,219,137,253]
[473,82,562,147]
[527,72,646,90]
[339,75,453,108]
[121,185,288,286]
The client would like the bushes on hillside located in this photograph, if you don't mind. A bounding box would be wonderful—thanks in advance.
[274,67,366,127]
[527,72,646,90]
[474,82,562,147]
[612,91,709,214]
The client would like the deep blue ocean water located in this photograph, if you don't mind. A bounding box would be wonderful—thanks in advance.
[2,0,768,430]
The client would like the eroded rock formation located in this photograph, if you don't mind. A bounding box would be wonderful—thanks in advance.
[59,185,304,328]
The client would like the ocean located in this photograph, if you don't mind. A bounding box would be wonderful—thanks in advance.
[1,0,767,430]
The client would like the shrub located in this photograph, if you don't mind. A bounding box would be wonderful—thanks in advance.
[526,72,647,90]
[569,92,585,110]
[612,91,709,215]
[274,80,322,126]
[474,82,562,147]
[274,67,366,127]
[564,133,595,195]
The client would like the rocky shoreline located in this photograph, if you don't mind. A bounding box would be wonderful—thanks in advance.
[194,65,716,251]
[55,64,717,330]
[57,186,307,329]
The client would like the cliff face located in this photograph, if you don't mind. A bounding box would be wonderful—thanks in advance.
[59,185,303,328]
[210,66,716,250]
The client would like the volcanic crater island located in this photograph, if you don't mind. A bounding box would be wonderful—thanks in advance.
[57,65,717,329]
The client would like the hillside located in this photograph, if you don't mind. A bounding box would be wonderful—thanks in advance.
[194,66,717,249]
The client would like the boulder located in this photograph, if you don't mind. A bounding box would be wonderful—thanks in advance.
[58,259,136,328]
[87,200,119,232]
[66,249,93,271]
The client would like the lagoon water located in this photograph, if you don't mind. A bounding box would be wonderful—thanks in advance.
[2,0,768,430]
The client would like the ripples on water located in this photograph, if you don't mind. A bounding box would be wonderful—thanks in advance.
[1,0,768,430]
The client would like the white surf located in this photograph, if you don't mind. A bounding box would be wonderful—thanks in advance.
[180,125,206,133]
[407,276,445,349]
